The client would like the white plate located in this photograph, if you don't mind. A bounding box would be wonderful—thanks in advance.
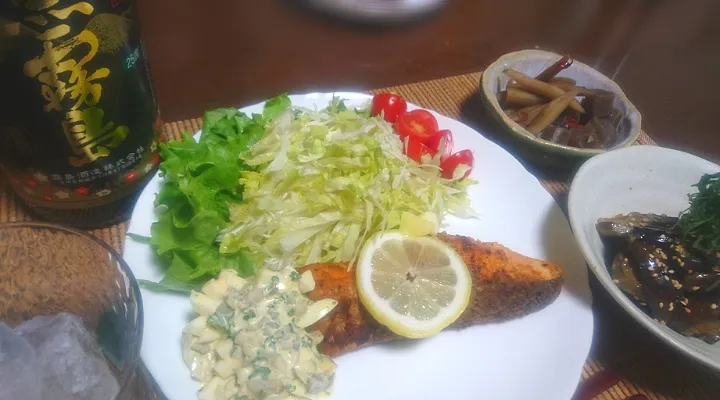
[568,145,720,370]
[124,92,593,400]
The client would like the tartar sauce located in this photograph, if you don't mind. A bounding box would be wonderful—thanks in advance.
[182,267,338,400]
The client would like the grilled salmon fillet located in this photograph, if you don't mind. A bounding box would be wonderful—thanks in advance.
[299,233,564,357]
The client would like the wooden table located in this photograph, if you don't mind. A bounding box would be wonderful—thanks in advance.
[136,0,720,163]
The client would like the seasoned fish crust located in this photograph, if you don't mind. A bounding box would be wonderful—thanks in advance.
[300,233,564,357]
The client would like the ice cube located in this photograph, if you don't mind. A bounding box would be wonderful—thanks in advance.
[0,323,42,400]
[14,313,120,400]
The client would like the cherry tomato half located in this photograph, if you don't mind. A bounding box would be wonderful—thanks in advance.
[370,93,408,123]
[440,149,475,180]
[425,129,454,162]
[396,109,440,144]
[404,136,436,164]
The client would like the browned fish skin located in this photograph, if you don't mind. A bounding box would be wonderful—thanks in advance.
[300,233,564,357]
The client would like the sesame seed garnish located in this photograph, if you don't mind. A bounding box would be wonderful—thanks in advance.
[664,275,670,281]
[659,302,664,309]
[693,286,700,291]
[652,273,659,278]
[685,308,692,314]
[669,270,675,274]
[660,234,666,239]
[668,303,675,312]
[688,270,693,274]
[712,304,718,310]
[659,320,667,325]
[681,298,689,306]
[613,279,620,284]
[624,258,629,263]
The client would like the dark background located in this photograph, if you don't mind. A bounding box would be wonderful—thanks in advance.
[136,0,720,163]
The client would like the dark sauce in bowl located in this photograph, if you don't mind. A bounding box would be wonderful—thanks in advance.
[597,213,720,344]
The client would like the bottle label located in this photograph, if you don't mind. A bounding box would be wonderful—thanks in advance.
[0,0,161,208]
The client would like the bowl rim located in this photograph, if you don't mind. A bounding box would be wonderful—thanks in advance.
[567,145,720,370]
[0,221,145,397]
[480,49,642,157]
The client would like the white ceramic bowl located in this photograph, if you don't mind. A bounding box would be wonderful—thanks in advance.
[480,50,642,163]
[568,145,720,370]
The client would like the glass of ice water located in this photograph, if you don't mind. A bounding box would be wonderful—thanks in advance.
[0,222,143,400]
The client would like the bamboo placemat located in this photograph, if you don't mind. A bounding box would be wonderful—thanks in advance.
[2,71,720,400]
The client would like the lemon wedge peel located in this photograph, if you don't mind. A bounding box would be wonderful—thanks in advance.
[399,211,439,237]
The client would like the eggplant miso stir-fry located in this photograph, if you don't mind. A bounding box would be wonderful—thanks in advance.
[597,173,720,343]
[499,56,631,149]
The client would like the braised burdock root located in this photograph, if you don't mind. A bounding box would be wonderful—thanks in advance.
[499,55,631,149]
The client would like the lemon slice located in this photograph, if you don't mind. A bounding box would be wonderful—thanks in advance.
[356,231,472,338]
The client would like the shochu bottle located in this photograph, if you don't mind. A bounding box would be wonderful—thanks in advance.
[0,0,161,228]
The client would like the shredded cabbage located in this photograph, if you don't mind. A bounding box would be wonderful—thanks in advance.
[219,99,477,270]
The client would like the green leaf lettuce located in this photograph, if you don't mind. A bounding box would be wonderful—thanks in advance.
[145,95,291,287]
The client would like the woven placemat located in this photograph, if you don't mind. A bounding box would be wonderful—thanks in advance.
[2,71,720,400]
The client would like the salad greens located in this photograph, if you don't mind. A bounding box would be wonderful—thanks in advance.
[142,93,476,290]
[678,172,720,252]
[219,100,476,270]
[146,94,290,286]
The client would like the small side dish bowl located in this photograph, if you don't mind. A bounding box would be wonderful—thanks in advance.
[480,49,642,166]
[568,146,720,370]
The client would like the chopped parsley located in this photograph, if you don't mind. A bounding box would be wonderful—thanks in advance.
[300,336,313,348]
[231,342,240,358]
[286,384,296,392]
[287,308,296,316]
[264,335,276,349]
[249,366,271,380]
[268,275,280,294]
[207,313,232,335]
[290,271,301,281]
[243,310,257,320]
